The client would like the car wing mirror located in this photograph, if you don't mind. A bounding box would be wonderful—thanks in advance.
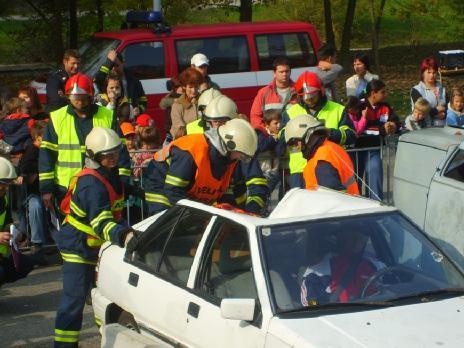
[220,298,255,321]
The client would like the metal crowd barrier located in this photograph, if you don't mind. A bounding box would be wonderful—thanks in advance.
[125,138,399,224]
[6,140,399,239]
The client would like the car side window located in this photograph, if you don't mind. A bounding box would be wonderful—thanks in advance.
[255,32,316,70]
[175,36,250,74]
[158,209,212,285]
[131,206,183,272]
[444,148,464,182]
[122,41,165,79]
[196,219,257,301]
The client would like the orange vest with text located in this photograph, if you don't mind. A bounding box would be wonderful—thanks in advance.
[303,139,359,195]
[155,134,237,204]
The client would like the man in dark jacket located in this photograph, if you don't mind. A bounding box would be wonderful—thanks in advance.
[46,49,80,112]
[94,49,147,117]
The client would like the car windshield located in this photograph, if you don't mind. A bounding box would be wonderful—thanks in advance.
[79,37,119,78]
[259,212,464,314]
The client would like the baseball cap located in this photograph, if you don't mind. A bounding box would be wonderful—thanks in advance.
[136,113,154,127]
[191,53,209,67]
[120,121,135,136]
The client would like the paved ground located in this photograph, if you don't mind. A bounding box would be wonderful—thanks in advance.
[0,264,100,348]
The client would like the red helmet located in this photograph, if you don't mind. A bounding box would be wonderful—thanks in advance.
[294,71,325,97]
[65,73,94,97]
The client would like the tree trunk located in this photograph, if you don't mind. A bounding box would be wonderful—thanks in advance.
[69,0,78,49]
[340,0,357,67]
[323,0,336,48]
[96,0,104,32]
[239,0,252,22]
[370,0,387,72]
[51,0,64,64]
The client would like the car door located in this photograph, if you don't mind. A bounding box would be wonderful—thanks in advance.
[125,206,216,345]
[179,218,266,348]
[393,141,447,228]
[425,144,464,271]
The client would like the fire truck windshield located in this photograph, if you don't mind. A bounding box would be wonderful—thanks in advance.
[79,37,120,77]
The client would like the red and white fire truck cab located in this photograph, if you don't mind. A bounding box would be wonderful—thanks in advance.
[32,12,321,129]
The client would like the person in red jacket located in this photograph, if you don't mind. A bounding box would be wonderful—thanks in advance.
[354,79,400,201]
[250,57,297,132]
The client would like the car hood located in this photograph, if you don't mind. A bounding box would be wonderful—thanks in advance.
[267,296,464,347]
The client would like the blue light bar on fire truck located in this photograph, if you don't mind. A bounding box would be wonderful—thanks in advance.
[125,10,170,34]
[126,11,163,24]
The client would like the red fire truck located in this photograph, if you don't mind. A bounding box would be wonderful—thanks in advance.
[32,12,321,128]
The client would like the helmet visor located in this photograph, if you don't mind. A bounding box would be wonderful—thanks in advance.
[97,143,122,157]
[68,94,90,101]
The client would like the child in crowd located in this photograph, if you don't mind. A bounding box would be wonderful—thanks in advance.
[0,98,34,160]
[132,126,160,177]
[95,72,133,119]
[135,113,155,134]
[345,96,367,135]
[446,88,464,127]
[404,97,432,131]
[257,109,283,194]
[17,86,48,121]
[120,121,136,152]
[17,121,48,258]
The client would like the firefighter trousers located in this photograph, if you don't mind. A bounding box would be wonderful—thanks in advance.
[54,261,95,347]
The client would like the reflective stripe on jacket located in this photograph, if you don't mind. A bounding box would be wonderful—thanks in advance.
[0,195,9,257]
[47,106,114,190]
[159,134,237,205]
[286,101,348,174]
[62,168,124,248]
[303,139,359,195]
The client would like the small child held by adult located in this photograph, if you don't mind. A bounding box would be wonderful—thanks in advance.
[404,97,432,131]
[0,98,34,159]
[446,88,464,127]
[132,126,160,178]
[256,109,284,193]
[345,96,367,135]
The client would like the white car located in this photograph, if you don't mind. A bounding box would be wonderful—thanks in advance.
[92,188,464,348]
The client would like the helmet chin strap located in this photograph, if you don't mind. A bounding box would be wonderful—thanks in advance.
[85,157,101,169]
[204,128,228,156]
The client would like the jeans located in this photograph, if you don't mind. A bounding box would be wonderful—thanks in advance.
[288,173,305,189]
[351,150,383,201]
[18,194,46,244]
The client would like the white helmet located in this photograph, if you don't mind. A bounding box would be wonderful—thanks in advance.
[204,95,238,121]
[0,157,17,182]
[218,119,257,158]
[284,114,325,143]
[198,88,222,112]
[85,127,121,159]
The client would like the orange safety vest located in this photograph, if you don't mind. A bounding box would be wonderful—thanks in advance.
[303,139,359,195]
[61,168,124,247]
[154,134,237,205]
